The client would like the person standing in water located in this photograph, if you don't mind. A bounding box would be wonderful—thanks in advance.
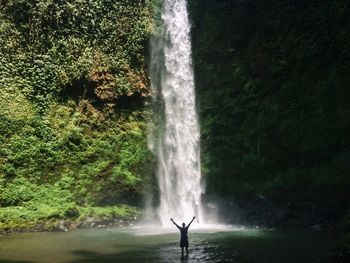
[170,216,196,257]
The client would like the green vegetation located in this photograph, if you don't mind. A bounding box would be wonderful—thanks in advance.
[190,0,350,224]
[0,0,349,238]
[0,176,141,231]
[0,0,155,231]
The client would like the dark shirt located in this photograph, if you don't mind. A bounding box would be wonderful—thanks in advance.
[172,220,194,248]
[179,226,189,241]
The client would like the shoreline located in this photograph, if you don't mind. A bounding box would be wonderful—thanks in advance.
[0,205,142,235]
[0,216,140,235]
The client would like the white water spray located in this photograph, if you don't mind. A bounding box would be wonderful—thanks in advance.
[149,0,204,226]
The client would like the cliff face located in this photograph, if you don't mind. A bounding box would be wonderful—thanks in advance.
[190,0,350,228]
[0,0,155,230]
[1,0,349,234]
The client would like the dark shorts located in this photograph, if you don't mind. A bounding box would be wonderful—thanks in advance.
[180,239,189,248]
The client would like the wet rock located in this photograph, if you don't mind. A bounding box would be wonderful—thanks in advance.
[33,224,44,232]
[54,221,68,232]
[69,223,78,230]
[79,221,89,229]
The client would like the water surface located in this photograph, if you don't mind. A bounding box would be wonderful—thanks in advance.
[0,227,338,263]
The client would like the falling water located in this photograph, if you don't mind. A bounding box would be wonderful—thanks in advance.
[149,0,204,226]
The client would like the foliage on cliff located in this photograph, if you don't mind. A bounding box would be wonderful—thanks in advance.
[0,0,155,230]
[190,0,350,217]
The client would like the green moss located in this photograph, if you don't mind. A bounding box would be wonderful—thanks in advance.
[79,205,142,221]
[0,2,156,230]
[0,204,141,231]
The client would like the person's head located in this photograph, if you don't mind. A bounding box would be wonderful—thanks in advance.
[182,222,185,227]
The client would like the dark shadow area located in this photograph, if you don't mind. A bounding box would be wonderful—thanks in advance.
[59,78,106,108]
[61,78,95,101]
[68,248,160,263]
[189,0,350,236]
[59,78,146,111]
[116,94,144,109]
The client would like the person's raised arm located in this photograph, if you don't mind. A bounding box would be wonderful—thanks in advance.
[186,216,196,229]
[170,218,181,229]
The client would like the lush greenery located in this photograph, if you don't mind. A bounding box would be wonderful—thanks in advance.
[1,0,349,237]
[0,0,154,231]
[190,0,349,226]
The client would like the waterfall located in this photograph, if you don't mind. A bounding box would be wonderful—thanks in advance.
[149,0,204,226]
